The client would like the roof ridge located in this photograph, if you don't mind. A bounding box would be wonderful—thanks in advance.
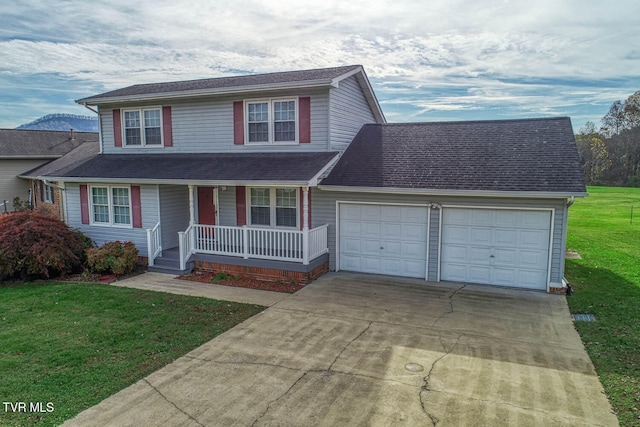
[364,117,570,126]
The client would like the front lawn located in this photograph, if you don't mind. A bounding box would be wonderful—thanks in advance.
[0,282,264,427]
[565,186,640,426]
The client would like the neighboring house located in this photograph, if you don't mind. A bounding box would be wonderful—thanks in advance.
[40,65,587,292]
[0,129,98,217]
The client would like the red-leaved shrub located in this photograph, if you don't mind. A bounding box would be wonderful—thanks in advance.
[87,241,139,276]
[0,211,92,280]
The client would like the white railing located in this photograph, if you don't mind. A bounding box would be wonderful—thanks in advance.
[182,224,329,265]
[146,222,162,266]
[308,224,329,261]
[178,223,196,271]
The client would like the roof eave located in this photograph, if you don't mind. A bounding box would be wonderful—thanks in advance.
[41,176,316,187]
[76,79,336,106]
[317,185,588,198]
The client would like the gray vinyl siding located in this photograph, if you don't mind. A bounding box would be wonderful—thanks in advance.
[217,186,237,226]
[100,89,329,154]
[159,185,189,250]
[0,159,48,205]
[313,189,568,286]
[65,183,160,257]
[329,76,377,151]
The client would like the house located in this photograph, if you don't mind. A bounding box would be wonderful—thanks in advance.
[39,65,586,292]
[0,129,98,217]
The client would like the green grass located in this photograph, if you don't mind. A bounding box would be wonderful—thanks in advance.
[566,186,640,426]
[0,282,264,427]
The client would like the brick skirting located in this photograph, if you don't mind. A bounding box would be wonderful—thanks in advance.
[549,287,567,295]
[194,260,329,284]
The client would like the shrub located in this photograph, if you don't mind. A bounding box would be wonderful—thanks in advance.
[0,211,90,280]
[87,241,139,276]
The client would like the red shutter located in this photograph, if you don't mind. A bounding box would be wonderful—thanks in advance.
[80,185,89,224]
[113,109,122,147]
[236,186,246,226]
[233,101,244,145]
[299,97,311,143]
[299,187,312,229]
[162,106,173,147]
[131,186,142,228]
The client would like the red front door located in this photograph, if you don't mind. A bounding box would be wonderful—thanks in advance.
[197,187,216,225]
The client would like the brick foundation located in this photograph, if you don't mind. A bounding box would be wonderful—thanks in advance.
[137,256,148,266]
[194,260,329,284]
[549,287,567,295]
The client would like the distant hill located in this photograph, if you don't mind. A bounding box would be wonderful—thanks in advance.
[16,114,98,132]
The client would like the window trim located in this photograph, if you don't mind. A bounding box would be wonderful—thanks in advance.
[89,184,133,228]
[244,98,299,145]
[246,187,299,229]
[121,107,164,148]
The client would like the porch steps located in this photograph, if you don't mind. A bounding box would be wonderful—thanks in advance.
[148,248,194,275]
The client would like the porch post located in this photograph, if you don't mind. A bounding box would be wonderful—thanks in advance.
[188,184,195,225]
[302,186,309,265]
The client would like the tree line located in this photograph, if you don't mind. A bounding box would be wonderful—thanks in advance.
[576,91,640,186]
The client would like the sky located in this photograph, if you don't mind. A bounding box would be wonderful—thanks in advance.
[1,0,639,132]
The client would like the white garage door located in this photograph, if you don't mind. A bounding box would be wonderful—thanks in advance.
[339,204,428,278]
[441,208,551,290]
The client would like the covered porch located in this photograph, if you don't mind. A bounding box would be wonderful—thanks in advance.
[146,183,329,278]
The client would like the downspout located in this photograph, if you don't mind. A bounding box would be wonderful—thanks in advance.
[566,196,575,207]
[81,102,103,154]
[39,177,65,190]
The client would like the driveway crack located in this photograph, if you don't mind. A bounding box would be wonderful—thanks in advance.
[328,321,373,371]
[250,371,309,427]
[143,378,204,427]
[431,284,466,327]
[419,333,464,426]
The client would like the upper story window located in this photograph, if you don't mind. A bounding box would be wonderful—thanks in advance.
[245,99,298,144]
[123,108,162,147]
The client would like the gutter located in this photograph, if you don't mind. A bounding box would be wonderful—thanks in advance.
[39,177,65,190]
[39,176,316,187]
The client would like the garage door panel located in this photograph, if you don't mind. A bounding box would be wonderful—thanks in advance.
[339,204,428,279]
[441,208,551,290]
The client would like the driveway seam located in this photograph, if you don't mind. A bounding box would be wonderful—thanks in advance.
[142,378,204,427]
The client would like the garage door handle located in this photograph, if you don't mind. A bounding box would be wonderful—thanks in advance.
[380,247,384,250]
[490,255,495,258]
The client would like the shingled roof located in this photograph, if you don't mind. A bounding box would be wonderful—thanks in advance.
[20,141,100,179]
[44,152,339,185]
[77,65,363,103]
[0,129,98,158]
[321,117,587,195]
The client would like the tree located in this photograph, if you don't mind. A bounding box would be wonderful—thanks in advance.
[576,122,611,184]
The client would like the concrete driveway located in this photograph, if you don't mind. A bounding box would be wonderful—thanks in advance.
[63,272,617,426]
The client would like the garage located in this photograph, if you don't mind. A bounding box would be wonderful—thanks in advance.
[440,207,552,290]
[338,203,428,278]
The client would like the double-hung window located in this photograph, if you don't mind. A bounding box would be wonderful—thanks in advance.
[249,188,298,228]
[246,98,297,144]
[123,108,162,146]
[90,185,131,227]
[43,183,55,204]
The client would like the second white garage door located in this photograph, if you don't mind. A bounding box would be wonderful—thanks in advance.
[339,204,428,278]
[441,207,552,290]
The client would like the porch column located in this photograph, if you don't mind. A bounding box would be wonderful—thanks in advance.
[188,184,195,225]
[302,186,309,265]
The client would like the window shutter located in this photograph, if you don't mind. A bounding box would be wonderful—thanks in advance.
[233,101,244,145]
[162,106,173,147]
[299,97,311,143]
[131,186,142,228]
[236,186,246,226]
[113,109,122,147]
[80,185,89,224]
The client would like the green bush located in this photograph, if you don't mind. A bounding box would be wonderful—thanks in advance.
[87,241,139,275]
[0,211,90,280]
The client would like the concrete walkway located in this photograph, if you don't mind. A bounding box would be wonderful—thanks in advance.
[63,272,618,426]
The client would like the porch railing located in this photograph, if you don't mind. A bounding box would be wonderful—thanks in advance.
[179,224,329,266]
[146,222,162,266]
